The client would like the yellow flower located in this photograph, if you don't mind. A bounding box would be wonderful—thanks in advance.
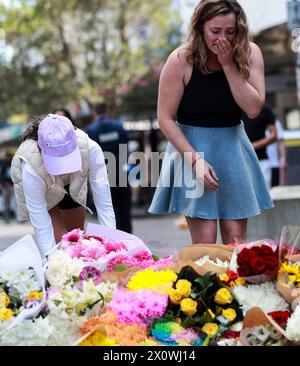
[169,288,183,304]
[222,308,237,322]
[175,280,192,297]
[127,269,177,292]
[25,291,44,302]
[229,281,236,288]
[219,273,229,282]
[289,275,297,283]
[235,277,246,286]
[79,330,117,346]
[0,308,14,321]
[0,293,10,309]
[281,262,299,276]
[214,288,233,305]
[180,298,197,316]
[202,323,219,337]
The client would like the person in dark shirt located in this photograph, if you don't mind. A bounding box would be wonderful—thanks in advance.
[0,151,14,223]
[243,105,277,188]
[85,103,132,233]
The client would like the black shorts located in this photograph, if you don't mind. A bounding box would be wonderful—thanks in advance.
[58,185,81,210]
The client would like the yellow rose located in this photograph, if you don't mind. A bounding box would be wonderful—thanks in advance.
[222,308,237,322]
[169,288,183,305]
[202,323,219,337]
[0,293,10,309]
[0,308,14,321]
[180,298,197,316]
[214,288,233,305]
[219,274,229,282]
[175,280,192,297]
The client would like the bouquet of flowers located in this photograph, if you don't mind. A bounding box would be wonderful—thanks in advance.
[45,251,117,320]
[276,256,300,305]
[0,235,45,333]
[239,307,291,346]
[236,242,279,284]
[162,266,243,344]
[0,267,44,330]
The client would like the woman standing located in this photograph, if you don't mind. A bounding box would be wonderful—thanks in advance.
[149,0,273,244]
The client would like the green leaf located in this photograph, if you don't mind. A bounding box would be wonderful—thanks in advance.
[113,264,129,272]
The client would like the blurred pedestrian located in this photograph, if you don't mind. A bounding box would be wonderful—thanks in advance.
[53,108,76,125]
[0,151,14,223]
[11,114,115,257]
[85,103,132,233]
[266,119,287,187]
[243,105,277,189]
[149,0,273,245]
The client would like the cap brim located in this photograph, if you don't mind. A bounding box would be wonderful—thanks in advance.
[42,145,82,176]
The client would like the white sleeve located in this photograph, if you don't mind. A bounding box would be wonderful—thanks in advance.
[276,120,284,140]
[88,139,116,229]
[22,162,56,257]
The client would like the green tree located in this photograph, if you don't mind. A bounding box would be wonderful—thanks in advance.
[0,0,182,119]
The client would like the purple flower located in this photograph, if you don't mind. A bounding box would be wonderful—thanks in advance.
[79,266,101,284]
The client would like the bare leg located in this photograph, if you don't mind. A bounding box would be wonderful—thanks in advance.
[60,206,85,232]
[219,219,248,244]
[49,206,67,243]
[185,217,217,244]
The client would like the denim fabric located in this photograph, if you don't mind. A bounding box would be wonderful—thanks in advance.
[149,123,274,220]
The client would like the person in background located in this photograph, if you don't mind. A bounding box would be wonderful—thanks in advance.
[0,151,14,223]
[266,119,287,187]
[11,114,115,257]
[54,108,76,125]
[242,105,277,189]
[85,103,132,234]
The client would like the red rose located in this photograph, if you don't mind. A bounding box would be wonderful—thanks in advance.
[265,266,278,279]
[222,330,240,339]
[265,255,279,269]
[268,311,291,327]
[250,256,266,274]
[258,245,274,256]
[237,248,256,266]
[227,270,238,281]
[238,264,252,277]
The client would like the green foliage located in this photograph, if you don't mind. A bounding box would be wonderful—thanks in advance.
[0,0,183,118]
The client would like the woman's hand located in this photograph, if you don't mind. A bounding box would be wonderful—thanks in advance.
[215,39,234,68]
[193,158,219,192]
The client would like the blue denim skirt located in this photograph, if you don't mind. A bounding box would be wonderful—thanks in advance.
[148,122,274,220]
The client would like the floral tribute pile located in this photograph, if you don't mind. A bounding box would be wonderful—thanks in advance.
[0,228,300,346]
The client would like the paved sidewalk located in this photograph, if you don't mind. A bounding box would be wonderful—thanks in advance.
[0,214,192,257]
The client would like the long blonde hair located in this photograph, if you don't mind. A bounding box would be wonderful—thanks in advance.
[187,0,251,79]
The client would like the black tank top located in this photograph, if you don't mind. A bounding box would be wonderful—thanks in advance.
[177,67,243,127]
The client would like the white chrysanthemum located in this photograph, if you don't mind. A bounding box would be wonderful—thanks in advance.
[0,315,81,346]
[286,302,300,343]
[232,282,289,315]
[47,280,116,320]
[1,268,41,300]
[229,248,238,272]
[45,251,84,288]
[195,255,229,268]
